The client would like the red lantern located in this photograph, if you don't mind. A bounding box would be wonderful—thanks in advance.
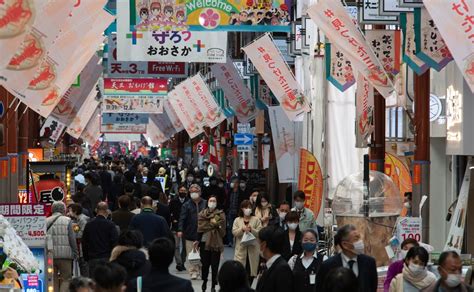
[196,141,209,156]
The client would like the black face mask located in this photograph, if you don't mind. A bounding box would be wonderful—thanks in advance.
[179,192,187,198]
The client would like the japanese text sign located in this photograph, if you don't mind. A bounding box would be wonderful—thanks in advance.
[355,74,374,148]
[243,34,310,121]
[146,119,168,145]
[117,0,227,63]
[365,30,401,76]
[102,96,164,113]
[103,78,168,95]
[360,0,398,24]
[66,91,100,139]
[210,59,257,123]
[163,100,184,132]
[396,217,422,244]
[168,89,204,139]
[100,123,147,134]
[307,0,395,99]
[150,113,177,140]
[107,34,188,78]
[39,117,66,145]
[172,82,207,130]
[80,107,101,145]
[102,113,149,125]
[400,12,429,75]
[0,204,46,247]
[422,0,473,92]
[325,43,356,91]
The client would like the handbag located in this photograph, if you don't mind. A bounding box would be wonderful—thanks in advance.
[241,231,256,246]
[187,248,201,265]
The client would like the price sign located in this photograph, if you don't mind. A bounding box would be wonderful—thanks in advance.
[396,217,422,244]
[0,204,46,246]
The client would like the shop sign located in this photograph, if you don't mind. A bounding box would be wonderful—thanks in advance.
[325,43,355,91]
[0,204,46,247]
[103,96,164,113]
[103,78,168,95]
[380,0,413,16]
[39,116,66,145]
[359,0,398,24]
[102,113,149,125]
[100,123,147,133]
[399,0,423,8]
[298,149,323,218]
[400,13,429,75]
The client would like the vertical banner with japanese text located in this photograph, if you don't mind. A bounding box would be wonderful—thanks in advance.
[308,0,395,99]
[268,106,301,183]
[146,118,167,145]
[150,113,177,140]
[243,34,310,121]
[39,116,66,145]
[66,92,100,139]
[400,12,429,75]
[423,0,474,92]
[355,74,374,148]
[80,107,101,145]
[365,30,401,76]
[210,60,257,123]
[163,100,184,133]
[168,89,204,139]
[325,43,356,91]
[298,149,323,218]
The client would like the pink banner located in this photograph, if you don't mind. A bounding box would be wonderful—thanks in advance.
[210,59,257,123]
[146,119,167,145]
[80,107,101,145]
[355,73,374,148]
[173,81,207,130]
[66,92,100,139]
[307,0,395,99]
[150,113,177,140]
[164,100,184,133]
[168,89,204,139]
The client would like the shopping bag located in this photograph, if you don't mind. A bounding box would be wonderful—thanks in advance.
[187,248,201,265]
[73,259,81,277]
[241,231,256,246]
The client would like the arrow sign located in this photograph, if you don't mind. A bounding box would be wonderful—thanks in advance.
[234,133,254,145]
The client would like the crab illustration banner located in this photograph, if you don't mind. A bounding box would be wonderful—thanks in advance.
[163,99,184,132]
[168,90,204,139]
[243,34,310,121]
[423,0,473,92]
[298,148,323,219]
[117,0,227,63]
[355,74,374,148]
[146,118,168,145]
[178,75,225,128]
[125,0,290,32]
[325,43,356,91]
[80,107,101,146]
[66,93,100,139]
[150,113,177,139]
[210,59,257,123]
[307,0,395,99]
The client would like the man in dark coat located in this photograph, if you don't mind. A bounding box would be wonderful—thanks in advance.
[111,195,135,233]
[316,224,378,292]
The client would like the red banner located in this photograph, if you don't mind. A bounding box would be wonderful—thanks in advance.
[298,149,323,218]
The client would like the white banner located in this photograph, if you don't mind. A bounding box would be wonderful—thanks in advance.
[150,113,177,140]
[307,0,395,99]
[355,74,374,148]
[268,106,301,183]
[66,92,100,139]
[39,116,66,145]
[181,75,225,128]
[102,96,164,113]
[243,34,310,121]
[164,100,184,133]
[210,59,257,123]
[168,90,204,139]
[423,0,474,92]
[173,82,207,130]
[100,123,147,133]
[116,0,226,63]
[146,119,167,145]
[444,159,471,253]
[80,107,101,145]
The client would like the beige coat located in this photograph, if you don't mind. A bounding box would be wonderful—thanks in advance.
[232,216,262,277]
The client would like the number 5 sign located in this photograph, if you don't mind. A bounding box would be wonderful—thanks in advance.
[396,217,422,244]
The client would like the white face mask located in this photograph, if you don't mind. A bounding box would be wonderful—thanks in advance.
[352,240,365,254]
[239,183,246,189]
[445,273,462,288]
[295,201,304,210]
[261,202,269,208]
[409,263,426,277]
[187,177,194,182]
[243,208,252,216]
[399,249,408,260]
[208,202,217,210]
[288,223,298,230]
[279,212,287,220]
[190,192,200,200]
[404,202,411,208]
[230,182,235,188]
[250,196,257,203]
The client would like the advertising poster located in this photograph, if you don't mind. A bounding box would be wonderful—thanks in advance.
[298,149,323,218]
[107,34,188,78]
[396,217,422,244]
[117,0,227,63]
[308,0,395,99]
[0,204,46,247]
[414,8,453,72]
[102,113,149,125]
[125,0,290,32]
[423,0,474,92]
[325,43,356,91]
[103,96,164,113]
[100,123,147,133]
[168,89,204,139]
[268,106,301,183]
[20,248,46,292]
[243,34,310,121]
[400,12,429,75]
[66,92,100,139]
[355,74,374,148]
[39,116,66,145]
[365,30,401,76]
[211,59,257,123]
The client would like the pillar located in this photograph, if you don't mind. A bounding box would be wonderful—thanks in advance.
[18,103,29,192]
[0,87,8,202]
[7,91,18,202]
[369,91,385,172]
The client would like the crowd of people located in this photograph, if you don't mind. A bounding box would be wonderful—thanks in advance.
[43,156,473,292]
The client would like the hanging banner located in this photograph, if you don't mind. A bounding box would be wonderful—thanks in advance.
[268,106,300,183]
[423,2,473,88]
[173,82,207,130]
[39,116,66,145]
[100,123,147,133]
[81,107,101,145]
[181,75,225,128]
[168,89,204,139]
[325,43,356,91]
[163,99,184,132]
[243,34,310,121]
[365,30,401,76]
[124,0,290,32]
[146,119,167,145]
[400,12,429,75]
[298,148,323,218]
[385,152,412,216]
[355,74,374,148]
[103,96,164,113]
[117,0,227,63]
[66,92,100,139]
[307,0,395,99]
[103,78,168,95]
[444,160,471,253]
[107,33,188,78]
[150,113,177,140]
[210,59,257,123]
[102,113,149,125]
[51,55,102,125]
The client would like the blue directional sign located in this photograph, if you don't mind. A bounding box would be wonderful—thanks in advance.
[234,133,254,145]
[101,113,149,125]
